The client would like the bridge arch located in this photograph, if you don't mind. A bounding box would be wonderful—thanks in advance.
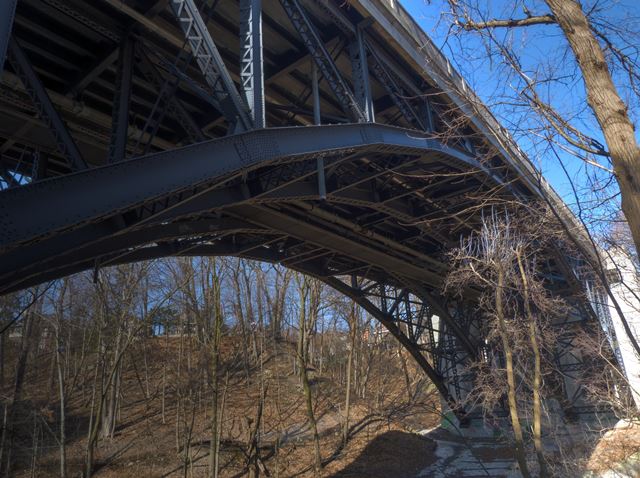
[0,123,608,423]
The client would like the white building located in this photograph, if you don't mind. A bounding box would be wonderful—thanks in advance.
[605,246,640,409]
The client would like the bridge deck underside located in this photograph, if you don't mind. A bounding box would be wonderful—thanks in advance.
[0,123,531,294]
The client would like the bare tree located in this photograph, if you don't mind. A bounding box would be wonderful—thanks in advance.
[446,205,569,476]
[294,273,322,475]
[440,0,640,254]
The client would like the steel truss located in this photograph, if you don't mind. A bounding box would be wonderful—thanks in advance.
[279,0,367,122]
[135,46,205,151]
[169,0,252,131]
[240,0,265,128]
[325,276,479,423]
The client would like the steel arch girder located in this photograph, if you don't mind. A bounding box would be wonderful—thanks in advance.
[0,230,470,423]
[0,190,451,295]
[323,276,470,423]
[0,123,495,253]
[0,150,447,293]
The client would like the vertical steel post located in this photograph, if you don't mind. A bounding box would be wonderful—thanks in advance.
[31,150,48,181]
[312,61,326,199]
[349,26,374,122]
[423,98,435,132]
[312,61,321,126]
[108,35,135,163]
[0,0,17,72]
[240,0,265,128]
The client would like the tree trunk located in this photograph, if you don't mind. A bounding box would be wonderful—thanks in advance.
[343,307,356,447]
[496,269,531,478]
[0,333,5,390]
[545,0,640,254]
[56,338,67,478]
[209,273,223,478]
[516,253,548,476]
[297,279,322,474]
[1,305,35,476]
[84,334,101,478]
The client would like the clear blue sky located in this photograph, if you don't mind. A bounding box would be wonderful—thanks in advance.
[400,0,639,230]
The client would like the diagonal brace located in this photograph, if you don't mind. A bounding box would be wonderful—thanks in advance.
[279,0,366,123]
[169,0,252,132]
[7,39,87,170]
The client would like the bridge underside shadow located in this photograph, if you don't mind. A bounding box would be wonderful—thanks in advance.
[0,123,614,422]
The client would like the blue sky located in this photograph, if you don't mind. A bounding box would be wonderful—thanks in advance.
[399,0,640,230]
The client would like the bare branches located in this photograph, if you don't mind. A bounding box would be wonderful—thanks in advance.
[442,0,640,255]
[457,14,556,31]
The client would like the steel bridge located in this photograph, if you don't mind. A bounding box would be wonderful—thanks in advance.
[0,0,620,423]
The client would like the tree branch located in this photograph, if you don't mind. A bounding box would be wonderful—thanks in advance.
[458,15,556,30]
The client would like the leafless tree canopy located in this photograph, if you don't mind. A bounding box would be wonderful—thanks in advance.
[436,0,640,255]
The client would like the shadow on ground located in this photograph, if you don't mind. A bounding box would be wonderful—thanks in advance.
[329,430,437,478]
[330,420,636,478]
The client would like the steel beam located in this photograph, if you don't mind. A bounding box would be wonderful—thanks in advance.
[135,47,205,150]
[349,26,374,122]
[279,0,366,122]
[7,39,87,171]
[108,35,135,163]
[239,0,265,128]
[1,70,175,152]
[169,0,252,132]
[0,0,17,72]
[31,150,48,181]
[365,38,424,130]
[66,0,175,97]
[0,124,485,253]
[311,61,326,199]
[422,97,435,132]
[67,48,119,97]
[311,62,321,125]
